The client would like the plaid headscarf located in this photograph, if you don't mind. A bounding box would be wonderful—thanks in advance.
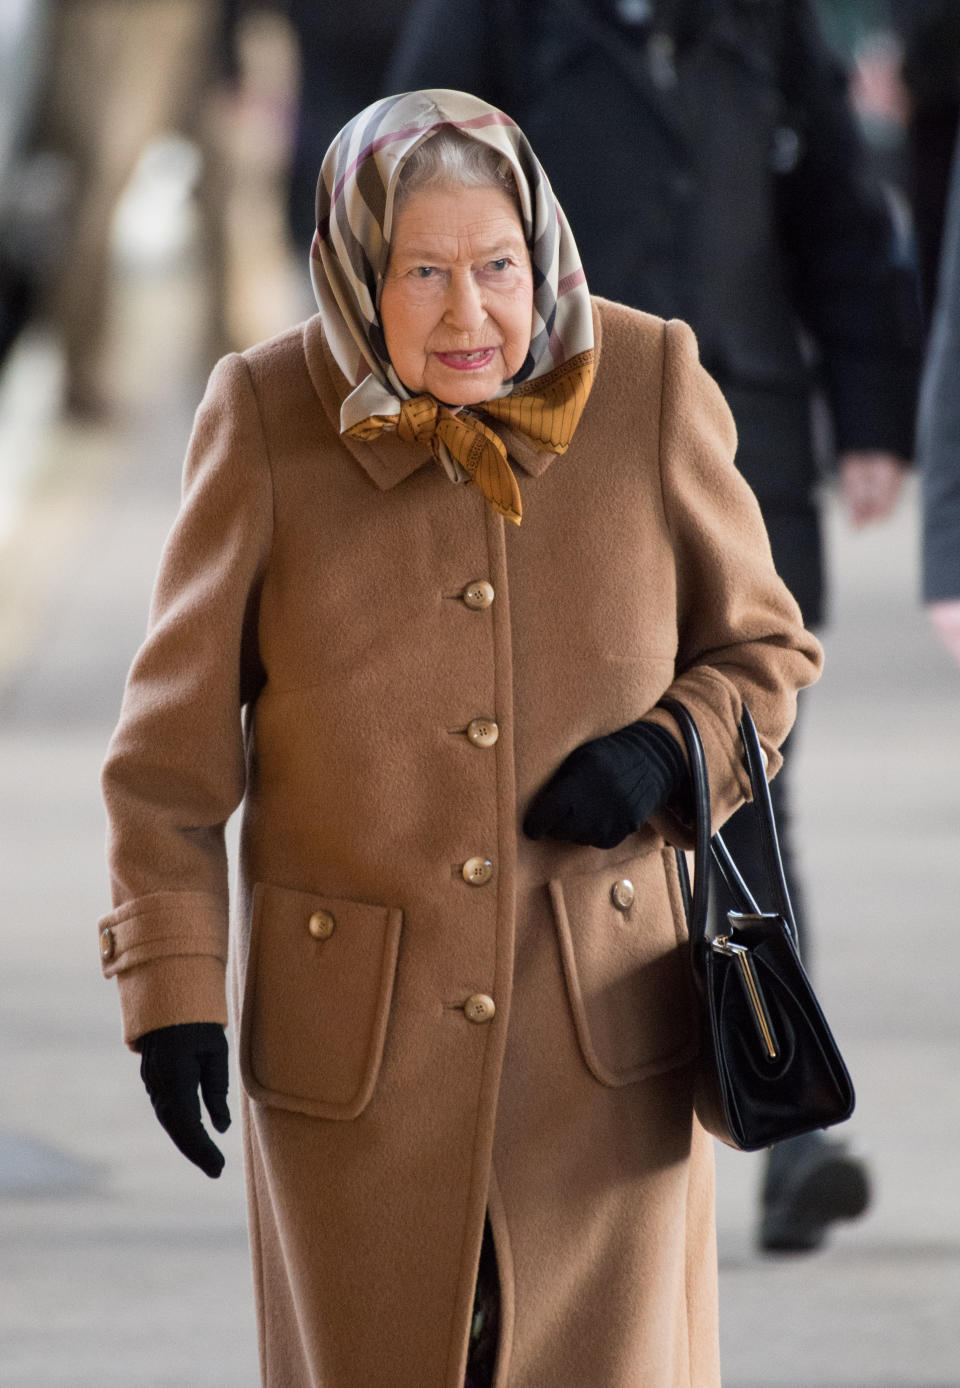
[310,89,595,524]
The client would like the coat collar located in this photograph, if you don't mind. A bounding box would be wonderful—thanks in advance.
[303,302,604,492]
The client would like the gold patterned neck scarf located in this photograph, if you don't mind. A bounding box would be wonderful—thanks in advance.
[344,352,594,525]
[310,89,595,525]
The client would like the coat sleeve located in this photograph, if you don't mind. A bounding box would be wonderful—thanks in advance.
[918,137,960,603]
[776,0,922,460]
[643,319,823,837]
[98,354,273,1047]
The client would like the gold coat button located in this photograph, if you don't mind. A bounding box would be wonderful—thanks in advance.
[611,878,635,912]
[100,927,115,962]
[307,910,336,941]
[467,718,499,748]
[464,993,496,1024]
[462,856,494,886]
[462,580,494,610]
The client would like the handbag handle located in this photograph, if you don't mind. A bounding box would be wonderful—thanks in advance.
[736,705,799,943]
[658,698,799,952]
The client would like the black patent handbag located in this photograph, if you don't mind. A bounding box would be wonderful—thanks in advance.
[658,698,855,1151]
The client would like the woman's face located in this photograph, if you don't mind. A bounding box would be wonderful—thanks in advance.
[379,184,534,406]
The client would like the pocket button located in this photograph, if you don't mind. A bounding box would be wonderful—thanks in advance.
[610,878,635,912]
[307,909,336,941]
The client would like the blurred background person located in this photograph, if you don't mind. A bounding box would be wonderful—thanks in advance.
[818,0,960,331]
[0,0,59,374]
[896,0,960,329]
[20,0,237,418]
[389,0,923,1254]
[283,1,415,275]
[918,126,960,668]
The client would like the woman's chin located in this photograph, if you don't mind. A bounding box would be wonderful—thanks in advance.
[427,373,504,407]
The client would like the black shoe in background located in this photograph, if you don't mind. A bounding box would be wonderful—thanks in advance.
[759,1130,872,1254]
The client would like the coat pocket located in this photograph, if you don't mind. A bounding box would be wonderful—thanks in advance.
[239,882,403,1119]
[549,848,697,1087]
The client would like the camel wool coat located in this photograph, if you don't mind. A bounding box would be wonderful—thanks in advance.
[99,297,822,1388]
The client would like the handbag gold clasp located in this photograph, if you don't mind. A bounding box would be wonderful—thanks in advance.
[712,937,779,1062]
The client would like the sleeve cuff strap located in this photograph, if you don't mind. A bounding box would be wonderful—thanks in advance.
[98,890,228,979]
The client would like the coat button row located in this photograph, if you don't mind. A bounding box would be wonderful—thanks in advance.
[462,579,494,610]
[464,993,496,1024]
[462,857,494,886]
[466,718,499,748]
[610,878,635,912]
[307,910,336,940]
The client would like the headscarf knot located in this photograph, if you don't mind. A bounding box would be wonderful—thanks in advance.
[347,398,524,525]
[396,396,444,446]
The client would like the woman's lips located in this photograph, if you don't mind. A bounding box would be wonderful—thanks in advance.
[432,348,497,371]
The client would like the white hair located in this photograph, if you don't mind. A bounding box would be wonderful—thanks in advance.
[394,129,520,212]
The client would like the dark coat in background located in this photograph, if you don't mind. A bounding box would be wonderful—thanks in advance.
[388,0,922,624]
[284,0,415,248]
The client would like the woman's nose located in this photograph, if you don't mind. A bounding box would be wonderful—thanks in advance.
[443,272,486,333]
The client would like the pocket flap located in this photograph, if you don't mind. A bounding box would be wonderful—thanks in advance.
[240,882,403,1119]
[549,849,696,1087]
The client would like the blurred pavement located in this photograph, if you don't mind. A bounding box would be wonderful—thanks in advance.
[0,239,958,1387]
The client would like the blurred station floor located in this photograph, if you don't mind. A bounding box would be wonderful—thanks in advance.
[0,164,959,1387]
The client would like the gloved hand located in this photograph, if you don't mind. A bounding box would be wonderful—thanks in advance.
[138,1022,231,1178]
[523,719,686,849]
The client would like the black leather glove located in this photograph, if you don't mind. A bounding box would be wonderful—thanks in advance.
[523,719,687,849]
[139,1022,231,1179]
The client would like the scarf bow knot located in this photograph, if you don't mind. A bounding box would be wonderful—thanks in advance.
[344,351,595,527]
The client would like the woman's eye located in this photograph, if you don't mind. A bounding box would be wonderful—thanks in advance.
[413,266,437,279]
[489,258,510,272]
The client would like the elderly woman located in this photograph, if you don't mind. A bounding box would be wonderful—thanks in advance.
[99,90,821,1387]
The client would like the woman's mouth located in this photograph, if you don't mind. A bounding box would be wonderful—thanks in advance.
[432,348,497,371]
